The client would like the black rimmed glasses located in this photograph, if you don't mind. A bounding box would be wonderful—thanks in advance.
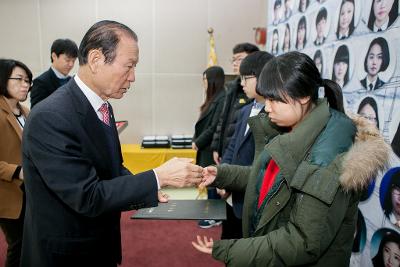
[8,77,32,87]
[240,75,256,83]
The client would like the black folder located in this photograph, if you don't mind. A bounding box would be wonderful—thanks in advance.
[131,200,226,220]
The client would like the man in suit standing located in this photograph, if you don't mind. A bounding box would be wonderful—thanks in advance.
[30,38,78,108]
[21,20,203,267]
[218,51,273,239]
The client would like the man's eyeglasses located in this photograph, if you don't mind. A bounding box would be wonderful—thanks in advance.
[231,57,245,64]
[240,75,256,83]
[9,77,32,87]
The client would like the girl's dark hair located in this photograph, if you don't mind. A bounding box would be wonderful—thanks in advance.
[383,169,400,217]
[296,16,307,49]
[200,66,225,113]
[372,231,400,267]
[282,24,291,51]
[332,45,350,87]
[336,0,355,39]
[368,0,399,31]
[364,37,390,73]
[257,51,344,113]
[357,96,380,129]
[0,59,33,98]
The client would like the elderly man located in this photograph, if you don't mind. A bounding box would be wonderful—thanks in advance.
[21,20,203,267]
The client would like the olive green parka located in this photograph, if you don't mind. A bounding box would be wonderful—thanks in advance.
[211,99,390,267]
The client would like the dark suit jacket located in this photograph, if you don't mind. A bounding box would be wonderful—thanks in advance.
[21,79,158,267]
[360,77,385,90]
[221,103,257,218]
[30,68,70,108]
[313,37,326,46]
[194,90,225,167]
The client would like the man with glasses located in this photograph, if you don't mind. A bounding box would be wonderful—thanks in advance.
[219,51,274,239]
[198,43,259,229]
[30,38,78,108]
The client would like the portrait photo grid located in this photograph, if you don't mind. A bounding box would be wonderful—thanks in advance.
[266,0,400,266]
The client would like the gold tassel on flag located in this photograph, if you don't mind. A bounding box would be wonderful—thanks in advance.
[207,27,218,67]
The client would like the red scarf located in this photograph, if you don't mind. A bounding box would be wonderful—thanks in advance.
[257,159,280,209]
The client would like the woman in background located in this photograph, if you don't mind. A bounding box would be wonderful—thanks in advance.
[360,37,390,91]
[368,0,399,32]
[357,96,380,129]
[0,59,32,267]
[296,16,307,50]
[336,0,355,40]
[332,45,350,88]
[372,231,400,266]
[193,66,226,228]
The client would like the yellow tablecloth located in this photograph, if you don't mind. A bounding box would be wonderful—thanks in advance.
[121,144,197,174]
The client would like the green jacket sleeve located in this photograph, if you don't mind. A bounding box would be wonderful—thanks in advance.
[213,164,252,192]
[212,187,355,266]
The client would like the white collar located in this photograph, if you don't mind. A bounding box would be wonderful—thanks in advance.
[51,66,69,79]
[367,76,378,90]
[374,19,389,31]
[74,75,107,113]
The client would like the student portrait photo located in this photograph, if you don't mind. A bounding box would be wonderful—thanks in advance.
[314,7,328,46]
[296,16,307,50]
[371,229,400,266]
[336,0,356,40]
[298,0,309,13]
[368,0,399,32]
[271,28,279,55]
[273,0,284,25]
[313,49,324,76]
[380,167,400,227]
[332,45,350,88]
[284,0,294,20]
[360,37,390,91]
[282,23,291,53]
[357,96,380,129]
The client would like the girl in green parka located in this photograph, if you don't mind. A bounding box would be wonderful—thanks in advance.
[192,51,390,266]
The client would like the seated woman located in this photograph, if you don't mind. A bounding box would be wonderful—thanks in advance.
[192,51,390,266]
[0,59,32,267]
[360,37,390,91]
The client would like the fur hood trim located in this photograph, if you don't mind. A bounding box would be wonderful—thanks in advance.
[340,114,391,192]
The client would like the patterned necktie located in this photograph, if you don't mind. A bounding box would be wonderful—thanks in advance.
[99,103,110,126]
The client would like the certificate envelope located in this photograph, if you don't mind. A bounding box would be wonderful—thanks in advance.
[131,200,226,220]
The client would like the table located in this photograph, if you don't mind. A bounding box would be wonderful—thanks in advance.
[121,144,196,174]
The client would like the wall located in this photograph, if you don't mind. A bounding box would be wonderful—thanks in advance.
[0,0,266,143]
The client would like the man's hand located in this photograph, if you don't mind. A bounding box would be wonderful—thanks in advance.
[212,151,220,165]
[192,235,213,254]
[158,190,169,203]
[154,158,203,188]
[199,166,217,188]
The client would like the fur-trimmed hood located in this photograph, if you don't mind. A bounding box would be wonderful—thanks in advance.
[340,114,391,191]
